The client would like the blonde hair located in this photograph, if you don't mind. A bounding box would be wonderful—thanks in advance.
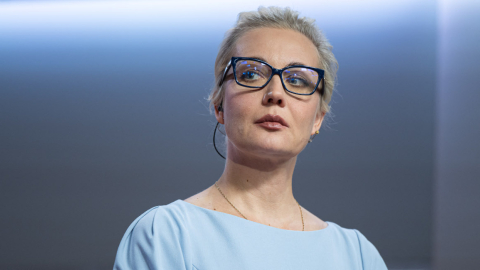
[208,6,338,115]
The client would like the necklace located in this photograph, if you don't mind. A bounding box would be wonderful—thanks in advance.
[214,181,305,231]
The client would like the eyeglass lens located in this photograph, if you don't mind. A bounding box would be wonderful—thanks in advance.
[234,59,320,94]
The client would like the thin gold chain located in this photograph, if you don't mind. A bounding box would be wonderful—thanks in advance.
[214,181,304,231]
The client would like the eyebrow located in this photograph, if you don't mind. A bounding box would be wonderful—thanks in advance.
[246,56,308,68]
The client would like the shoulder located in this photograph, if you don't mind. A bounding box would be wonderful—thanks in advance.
[127,201,193,238]
[113,202,193,270]
[327,223,388,270]
[115,205,184,252]
[351,229,388,270]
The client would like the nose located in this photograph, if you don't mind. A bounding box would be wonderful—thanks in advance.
[261,74,286,107]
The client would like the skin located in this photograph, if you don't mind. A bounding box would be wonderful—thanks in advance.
[184,27,328,231]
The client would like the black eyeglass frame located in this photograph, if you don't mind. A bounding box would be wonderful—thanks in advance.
[219,56,325,96]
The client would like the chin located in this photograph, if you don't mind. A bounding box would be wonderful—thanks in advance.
[228,131,300,159]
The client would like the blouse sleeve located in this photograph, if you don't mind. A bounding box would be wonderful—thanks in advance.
[353,229,388,270]
[113,206,191,270]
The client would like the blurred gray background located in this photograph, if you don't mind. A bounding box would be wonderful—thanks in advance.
[0,0,478,269]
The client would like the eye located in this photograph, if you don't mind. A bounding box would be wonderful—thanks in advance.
[285,76,308,87]
[240,70,261,81]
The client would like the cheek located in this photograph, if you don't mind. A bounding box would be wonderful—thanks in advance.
[224,84,260,117]
[223,90,256,134]
[292,103,317,131]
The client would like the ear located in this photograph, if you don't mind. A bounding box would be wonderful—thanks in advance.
[214,103,225,125]
[312,109,325,135]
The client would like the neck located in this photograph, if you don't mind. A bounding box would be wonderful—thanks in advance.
[215,146,300,226]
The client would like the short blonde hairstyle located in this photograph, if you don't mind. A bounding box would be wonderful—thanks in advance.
[208,6,338,115]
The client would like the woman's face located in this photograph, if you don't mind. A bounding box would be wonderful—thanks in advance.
[216,27,325,160]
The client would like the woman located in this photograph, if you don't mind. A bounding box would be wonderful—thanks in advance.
[114,6,388,270]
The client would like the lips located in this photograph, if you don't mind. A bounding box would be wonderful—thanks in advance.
[255,114,289,128]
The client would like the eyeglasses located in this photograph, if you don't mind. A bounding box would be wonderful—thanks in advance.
[219,57,325,96]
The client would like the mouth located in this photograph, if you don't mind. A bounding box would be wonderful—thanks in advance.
[254,114,289,130]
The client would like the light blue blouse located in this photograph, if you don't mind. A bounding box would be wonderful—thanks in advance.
[113,199,388,270]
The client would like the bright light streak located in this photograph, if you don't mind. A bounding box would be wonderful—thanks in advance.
[0,0,422,32]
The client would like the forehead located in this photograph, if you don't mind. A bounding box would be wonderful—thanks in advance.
[233,27,320,68]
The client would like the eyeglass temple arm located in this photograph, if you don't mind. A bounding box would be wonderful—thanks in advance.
[218,60,232,87]
[322,76,325,95]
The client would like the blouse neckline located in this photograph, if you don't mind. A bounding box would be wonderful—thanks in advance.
[175,199,332,234]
